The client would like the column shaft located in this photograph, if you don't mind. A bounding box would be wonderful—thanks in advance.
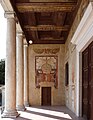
[24,44,29,106]
[16,32,25,111]
[2,12,19,118]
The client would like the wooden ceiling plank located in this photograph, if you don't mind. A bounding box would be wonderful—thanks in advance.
[33,40,65,44]
[24,25,69,31]
[40,37,64,41]
[16,3,77,12]
[30,31,39,40]
[53,12,66,39]
[27,12,39,40]
[28,12,36,26]
[16,0,77,3]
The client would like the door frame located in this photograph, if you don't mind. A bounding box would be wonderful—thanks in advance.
[41,87,51,106]
[71,2,93,116]
[40,82,54,105]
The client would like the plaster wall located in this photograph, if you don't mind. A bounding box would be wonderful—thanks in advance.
[28,44,65,106]
[65,0,89,115]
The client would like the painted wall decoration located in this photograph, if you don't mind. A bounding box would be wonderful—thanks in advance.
[33,48,60,54]
[35,56,58,88]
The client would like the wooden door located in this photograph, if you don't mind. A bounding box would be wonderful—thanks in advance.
[42,87,51,106]
[82,48,89,119]
[82,41,93,120]
[89,42,93,120]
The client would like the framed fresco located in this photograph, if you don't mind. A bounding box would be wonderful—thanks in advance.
[35,56,58,88]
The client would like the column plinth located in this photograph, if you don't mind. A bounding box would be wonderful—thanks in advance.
[16,105,26,111]
[24,101,29,107]
[2,110,19,118]
[2,12,19,118]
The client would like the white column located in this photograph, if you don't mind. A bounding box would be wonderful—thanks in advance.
[76,49,80,116]
[24,43,29,106]
[2,12,19,118]
[16,32,25,111]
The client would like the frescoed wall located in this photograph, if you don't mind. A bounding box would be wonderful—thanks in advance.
[28,44,65,106]
[35,56,58,88]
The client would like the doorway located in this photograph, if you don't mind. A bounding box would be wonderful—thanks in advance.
[82,41,93,120]
[41,87,51,106]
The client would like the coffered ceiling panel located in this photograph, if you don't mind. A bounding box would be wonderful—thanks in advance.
[10,0,81,44]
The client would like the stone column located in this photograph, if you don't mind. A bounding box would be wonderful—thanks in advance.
[2,12,19,118]
[24,42,29,106]
[16,32,25,111]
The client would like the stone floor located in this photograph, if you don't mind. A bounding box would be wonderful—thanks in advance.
[0,106,85,120]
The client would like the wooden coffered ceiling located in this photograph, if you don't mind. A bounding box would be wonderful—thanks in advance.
[10,0,81,44]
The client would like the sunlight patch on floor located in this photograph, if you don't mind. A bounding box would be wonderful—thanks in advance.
[0,117,14,120]
[19,111,60,120]
[26,107,72,119]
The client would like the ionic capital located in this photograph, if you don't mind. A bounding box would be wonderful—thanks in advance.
[17,31,24,36]
[24,38,28,47]
[4,11,18,21]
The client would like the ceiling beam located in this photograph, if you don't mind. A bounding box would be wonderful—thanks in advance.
[29,13,39,40]
[53,12,66,38]
[32,40,65,44]
[16,3,76,12]
[40,37,64,41]
[24,25,69,31]
[20,0,77,2]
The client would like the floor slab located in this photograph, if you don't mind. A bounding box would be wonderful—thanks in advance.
[0,106,85,120]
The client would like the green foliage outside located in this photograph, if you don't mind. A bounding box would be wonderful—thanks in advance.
[0,59,5,85]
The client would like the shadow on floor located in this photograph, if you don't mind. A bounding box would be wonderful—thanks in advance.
[1,106,85,120]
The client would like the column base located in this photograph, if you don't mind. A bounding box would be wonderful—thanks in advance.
[24,101,29,107]
[16,105,26,111]
[1,109,19,118]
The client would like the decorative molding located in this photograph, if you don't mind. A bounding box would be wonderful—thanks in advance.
[33,48,60,54]
[24,25,69,31]
[4,11,16,19]
[71,2,93,52]
[17,31,24,36]
[29,0,76,2]
[24,38,28,46]
[17,3,76,12]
